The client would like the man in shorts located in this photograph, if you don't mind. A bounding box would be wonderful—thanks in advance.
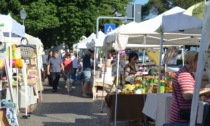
[82,49,94,97]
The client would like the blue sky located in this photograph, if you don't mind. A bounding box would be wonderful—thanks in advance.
[134,0,149,5]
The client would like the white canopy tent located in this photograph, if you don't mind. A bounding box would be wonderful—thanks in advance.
[159,2,210,126]
[102,6,203,126]
[3,33,44,118]
[0,14,26,112]
[76,33,96,49]
[87,31,105,48]
[107,7,201,52]
[179,2,210,126]
[0,14,25,37]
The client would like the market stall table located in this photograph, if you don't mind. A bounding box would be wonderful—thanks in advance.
[105,93,146,122]
[143,93,210,125]
[143,93,173,126]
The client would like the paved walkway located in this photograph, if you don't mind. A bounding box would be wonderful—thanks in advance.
[17,78,147,126]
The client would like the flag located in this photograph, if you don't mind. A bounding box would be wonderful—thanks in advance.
[184,1,205,20]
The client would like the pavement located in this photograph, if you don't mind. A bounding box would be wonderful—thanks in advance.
[17,78,150,126]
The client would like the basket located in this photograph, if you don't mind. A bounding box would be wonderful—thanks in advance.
[16,37,35,59]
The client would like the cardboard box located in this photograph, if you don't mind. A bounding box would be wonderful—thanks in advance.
[0,109,9,126]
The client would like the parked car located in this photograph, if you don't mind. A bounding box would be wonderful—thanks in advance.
[138,52,150,63]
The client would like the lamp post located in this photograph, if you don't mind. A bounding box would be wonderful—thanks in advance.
[20,8,30,119]
[20,8,27,25]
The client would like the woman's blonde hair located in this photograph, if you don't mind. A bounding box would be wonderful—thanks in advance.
[184,51,198,65]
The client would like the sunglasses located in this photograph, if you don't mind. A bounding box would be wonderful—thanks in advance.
[133,58,138,60]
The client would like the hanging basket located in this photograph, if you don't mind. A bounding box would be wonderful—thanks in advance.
[17,37,35,59]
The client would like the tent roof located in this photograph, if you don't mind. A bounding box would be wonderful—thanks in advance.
[103,6,201,51]
[3,33,43,46]
[0,14,25,37]
[87,31,105,48]
[77,33,96,49]
[162,10,202,33]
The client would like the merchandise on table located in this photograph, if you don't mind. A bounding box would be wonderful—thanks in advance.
[1,99,18,126]
[111,72,176,94]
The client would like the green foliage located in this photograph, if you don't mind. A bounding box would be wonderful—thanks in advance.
[2,0,203,48]
[0,0,131,48]
[142,0,205,19]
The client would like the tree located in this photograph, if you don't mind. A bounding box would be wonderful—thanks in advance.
[0,0,132,48]
[142,0,205,20]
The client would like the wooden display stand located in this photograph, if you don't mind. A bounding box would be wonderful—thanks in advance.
[0,109,9,126]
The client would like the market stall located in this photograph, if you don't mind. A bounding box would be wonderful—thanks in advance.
[100,6,203,126]
[142,3,210,126]
[0,13,44,124]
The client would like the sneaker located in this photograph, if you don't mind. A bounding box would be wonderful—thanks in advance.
[52,89,58,92]
[82,93,91,98]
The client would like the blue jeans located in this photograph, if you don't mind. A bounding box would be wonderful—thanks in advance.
[70,68,77,80]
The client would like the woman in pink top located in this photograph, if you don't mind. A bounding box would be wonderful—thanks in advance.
[63,52,73,85]
[168,51,210,123]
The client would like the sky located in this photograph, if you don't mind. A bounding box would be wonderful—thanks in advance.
[134,0,149,5]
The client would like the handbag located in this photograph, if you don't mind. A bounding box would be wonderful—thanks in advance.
[16,37,35,59]
[174,87,191,120]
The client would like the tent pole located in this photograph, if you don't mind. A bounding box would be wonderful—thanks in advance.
[8,33,14,102]
[36,45,42,102]
[100,52,107,113]
[190,3,210,125]
[182,46,185,66]
[16,68,20,113]
[114,52,120,126]
[164,48,167,72]
[22,59,29,117]
[157,32,164,93]
[93,46,96,100]
[142,49,145,65]
[5,56,14,102]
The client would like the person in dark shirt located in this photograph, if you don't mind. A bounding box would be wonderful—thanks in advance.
[82,49,94,97]
[46,51,53,86]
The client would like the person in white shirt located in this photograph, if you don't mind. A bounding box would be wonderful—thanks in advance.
[70,52,78,81]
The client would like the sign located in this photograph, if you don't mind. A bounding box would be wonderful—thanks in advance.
[104,24,116,34]
[163,47,179,65]
[0,42,6,52]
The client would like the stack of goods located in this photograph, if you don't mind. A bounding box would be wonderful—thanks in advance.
[0,99,18,126]
[110,72,176,94]
[164,72,176,93]
[111,50,126,77]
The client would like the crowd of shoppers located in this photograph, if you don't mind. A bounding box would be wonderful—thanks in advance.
[44,50,79,92]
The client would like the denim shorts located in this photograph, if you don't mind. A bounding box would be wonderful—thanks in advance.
[83,68,91,82]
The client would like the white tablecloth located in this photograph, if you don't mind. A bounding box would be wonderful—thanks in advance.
[142,93,157,120]
[143,93,208,125]
[143,93,172,126]
[155,93,172,126]
[6,86,38,108]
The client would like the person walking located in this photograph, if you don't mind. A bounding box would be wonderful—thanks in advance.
[63,52,73,87]
[70,52,78,82]
[82,49,94,97]
[46,51,53,86]
[47,51,64,92]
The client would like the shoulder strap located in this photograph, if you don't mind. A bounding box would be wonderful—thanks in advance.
[173,85,181,109]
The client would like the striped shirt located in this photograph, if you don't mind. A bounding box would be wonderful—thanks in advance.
[168,67,194,123]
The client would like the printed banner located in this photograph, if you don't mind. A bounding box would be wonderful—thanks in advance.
[163,47,179,65]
